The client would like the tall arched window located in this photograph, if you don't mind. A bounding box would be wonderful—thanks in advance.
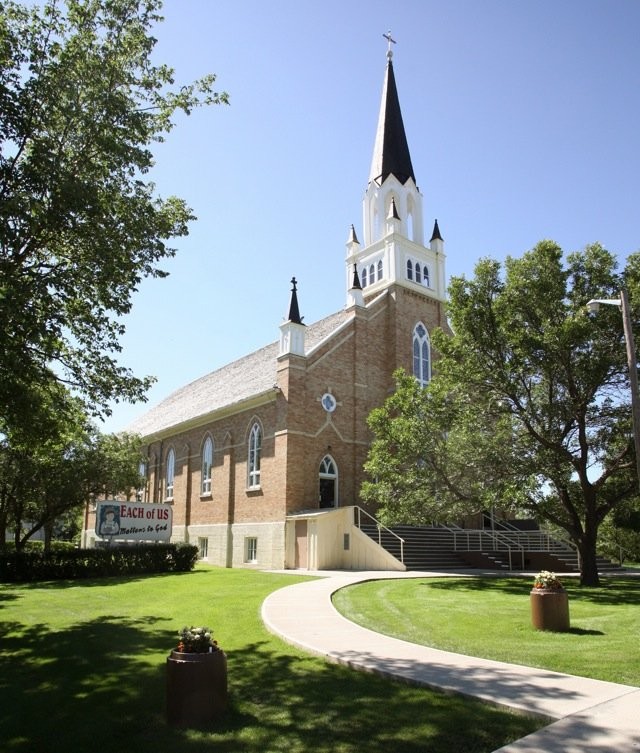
[369,264,375,283]
[318,455,338,508]
[136,460,147,503]
[412,323,431,387]
[406,259,413,281]
[247,423,262,488]
[362,266,368,287]
[415,263,422,284]
[423,265,430,287]
[201,436,213,495]
[165,447,175,500]
[377,259,383,280]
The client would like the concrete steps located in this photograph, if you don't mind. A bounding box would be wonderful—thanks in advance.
[358,523,621,572]
[359,524,468,570]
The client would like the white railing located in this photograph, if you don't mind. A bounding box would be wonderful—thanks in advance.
[353,506,405,564]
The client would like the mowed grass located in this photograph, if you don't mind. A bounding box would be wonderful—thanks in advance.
[332,575,640,687]
[0,566,543,753]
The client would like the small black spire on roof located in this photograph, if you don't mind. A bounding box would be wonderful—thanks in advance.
[348,224,360,245]
[430,219,443,242]
[287,277,303,324]
[351,264,362,290]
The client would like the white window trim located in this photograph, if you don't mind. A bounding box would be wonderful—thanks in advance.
[201,436,213,496]
[165,447,175,501]
[245,537,258,563]
[413,322,431,387]
[136,460,147,503]
[406,257,432,288]
[247,423,262,489]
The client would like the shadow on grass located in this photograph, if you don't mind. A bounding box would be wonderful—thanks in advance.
[0,616,541,753]
[423,575,640,606]
[0,569,205,591]
[566,627,604,636]
[0,591,20,604]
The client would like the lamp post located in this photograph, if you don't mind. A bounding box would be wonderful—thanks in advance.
[587,290,640,486]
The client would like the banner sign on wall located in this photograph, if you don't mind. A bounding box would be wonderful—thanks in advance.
[95,501,172,542]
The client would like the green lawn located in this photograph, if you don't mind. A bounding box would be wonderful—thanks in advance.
[332,575,640,687]
[0,566,542,753]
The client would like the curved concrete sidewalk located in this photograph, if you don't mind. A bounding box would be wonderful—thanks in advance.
[261,570,640,753]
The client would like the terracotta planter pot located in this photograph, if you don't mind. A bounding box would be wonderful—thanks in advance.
[530,588,570,632]
[166,649,228,727]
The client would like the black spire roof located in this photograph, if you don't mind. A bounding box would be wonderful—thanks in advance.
[286,277,303,325]
[368,58,415,187]
[430,219,443,242]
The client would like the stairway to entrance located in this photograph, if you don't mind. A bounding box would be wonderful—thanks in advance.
[358,524,467,570]
[357,521,620,572]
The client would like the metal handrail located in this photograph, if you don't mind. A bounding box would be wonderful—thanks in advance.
[442,526,526,570]
[490,531,525,570]
[353,506,405,563]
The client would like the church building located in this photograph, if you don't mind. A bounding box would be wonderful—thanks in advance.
[83,46,448,570]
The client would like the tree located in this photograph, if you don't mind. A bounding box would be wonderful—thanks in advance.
[0,382,144,551]
[363,369,532,525]
[364,241,640,586]
[0,0,228,431]
[598,498,640,566]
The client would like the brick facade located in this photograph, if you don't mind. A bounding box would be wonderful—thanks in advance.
[82,53,450,570]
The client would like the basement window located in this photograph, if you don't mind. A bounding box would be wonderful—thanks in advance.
[245,537,258,564]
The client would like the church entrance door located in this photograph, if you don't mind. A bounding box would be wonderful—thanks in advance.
[319,478,335,508]
[318,455,338,508]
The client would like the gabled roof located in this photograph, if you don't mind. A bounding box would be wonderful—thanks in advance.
[128,309,352,438]
[368,58,415,187]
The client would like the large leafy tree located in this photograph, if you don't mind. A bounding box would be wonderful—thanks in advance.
[0,0,228,430]
[363,369,532,525]
[364,241,640,586]
[0,383,145,551]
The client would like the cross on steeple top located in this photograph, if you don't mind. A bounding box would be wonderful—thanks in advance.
[383,30,396,60]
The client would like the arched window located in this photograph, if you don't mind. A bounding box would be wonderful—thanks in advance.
[412,323,431,387]
[165,447,175,500]
[247,423,262,488]
[423,266,430,287]
[201,436,213,495]
[415,263,422,284]
[369,264,375,283]
[377,260,383,281]
[319,455,338,508]
[136,460,147,503]
[362,266,368,287]
[406,259,413,281]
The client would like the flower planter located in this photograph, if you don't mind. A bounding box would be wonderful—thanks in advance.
[166,649,228,727]
[530,588,570,632]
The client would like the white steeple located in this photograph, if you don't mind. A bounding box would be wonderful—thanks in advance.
[346,40,446,305]
[279,277,306,357]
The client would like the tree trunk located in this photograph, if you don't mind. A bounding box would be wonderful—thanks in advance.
[578,526,601,586]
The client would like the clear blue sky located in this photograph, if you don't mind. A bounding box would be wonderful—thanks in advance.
[101,0,640,433]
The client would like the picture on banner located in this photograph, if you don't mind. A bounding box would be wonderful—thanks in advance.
[95,501,172,542]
